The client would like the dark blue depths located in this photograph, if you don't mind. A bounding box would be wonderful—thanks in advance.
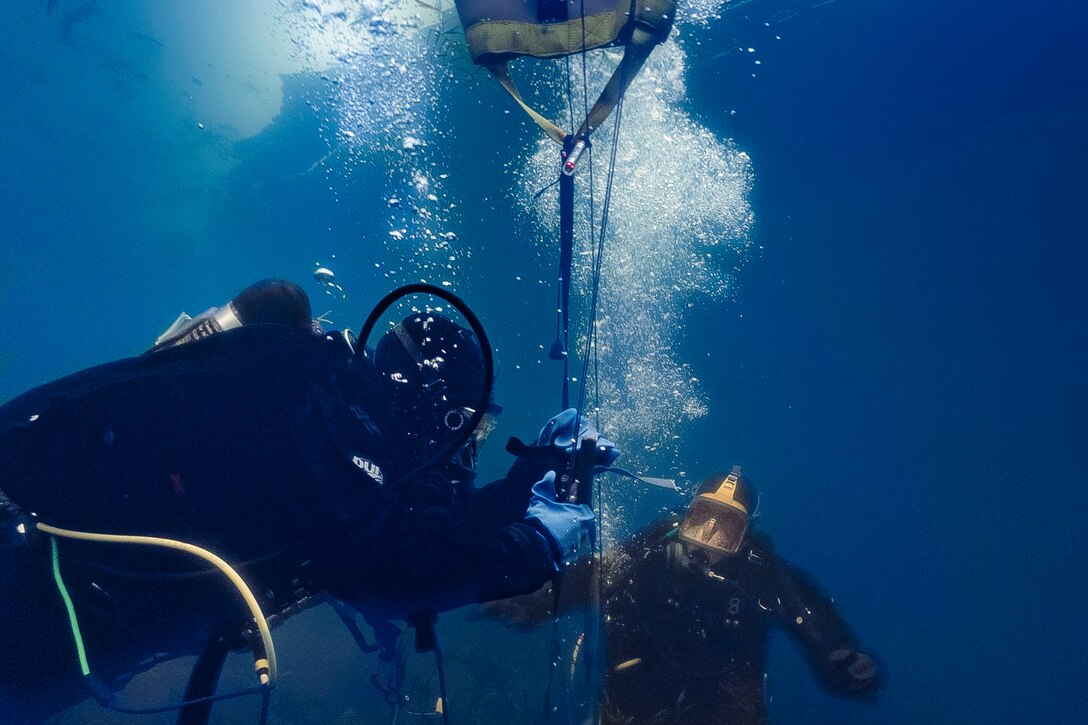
[681,0,1088,721]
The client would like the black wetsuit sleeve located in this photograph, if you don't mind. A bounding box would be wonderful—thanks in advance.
[328,498,558,621]
[763,540,881,699]
[465,470,539,529]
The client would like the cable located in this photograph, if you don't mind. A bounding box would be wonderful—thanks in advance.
[433,632,450,725]
[41,521,276,723]
[39,522,277,684]
[570,15,630,725]
[541,1,634,719]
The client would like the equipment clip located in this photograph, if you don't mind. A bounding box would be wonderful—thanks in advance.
[562,138,589,176]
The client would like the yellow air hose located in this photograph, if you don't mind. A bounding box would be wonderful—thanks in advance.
[36,521,277,685]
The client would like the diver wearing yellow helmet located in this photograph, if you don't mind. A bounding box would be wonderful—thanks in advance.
[482,465,881,724]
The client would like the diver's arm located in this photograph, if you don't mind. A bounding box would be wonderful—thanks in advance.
[465,470,538,530]
[333,410,608,619]
[768,547,881,699]
[473,519,674,630]
[330,509,562,620]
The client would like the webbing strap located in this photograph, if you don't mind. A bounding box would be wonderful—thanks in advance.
[487,60,569,144]
[485,22,662,146]
[574,24,656,139]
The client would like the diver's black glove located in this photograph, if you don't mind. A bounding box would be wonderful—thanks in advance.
[534,408,619,464]
[505,409,619,492]
[828,647,880,697]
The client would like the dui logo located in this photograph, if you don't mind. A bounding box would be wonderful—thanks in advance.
[352,456,384,485]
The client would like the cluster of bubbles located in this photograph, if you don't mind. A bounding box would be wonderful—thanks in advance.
[680,0,762,26]
[516,38,755,470]
[277,0,468,285]
[278,0,756,472]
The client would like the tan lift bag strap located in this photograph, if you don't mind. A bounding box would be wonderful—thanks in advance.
[456,0,677,144]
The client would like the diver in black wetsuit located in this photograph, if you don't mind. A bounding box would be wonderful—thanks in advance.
[0,279,614,723]
[484,466,880,724]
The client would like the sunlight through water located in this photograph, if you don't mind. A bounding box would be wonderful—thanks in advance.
[278,0,755,469]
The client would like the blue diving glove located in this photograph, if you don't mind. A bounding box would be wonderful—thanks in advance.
[525,471,595,568]
[535,408,620,468]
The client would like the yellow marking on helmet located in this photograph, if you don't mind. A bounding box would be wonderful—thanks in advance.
[698,465,749,515]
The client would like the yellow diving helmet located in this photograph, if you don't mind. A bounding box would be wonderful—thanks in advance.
[678,466,758,565]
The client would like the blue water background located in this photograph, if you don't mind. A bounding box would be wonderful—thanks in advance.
[1,0,1086,723]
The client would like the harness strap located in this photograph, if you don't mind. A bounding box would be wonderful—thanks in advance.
[574,23,658,140]
[484,20,662,147]
[486,59,569,144]
[478,0,670,145]
[177,630,230,725]
[39,522,278,685]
